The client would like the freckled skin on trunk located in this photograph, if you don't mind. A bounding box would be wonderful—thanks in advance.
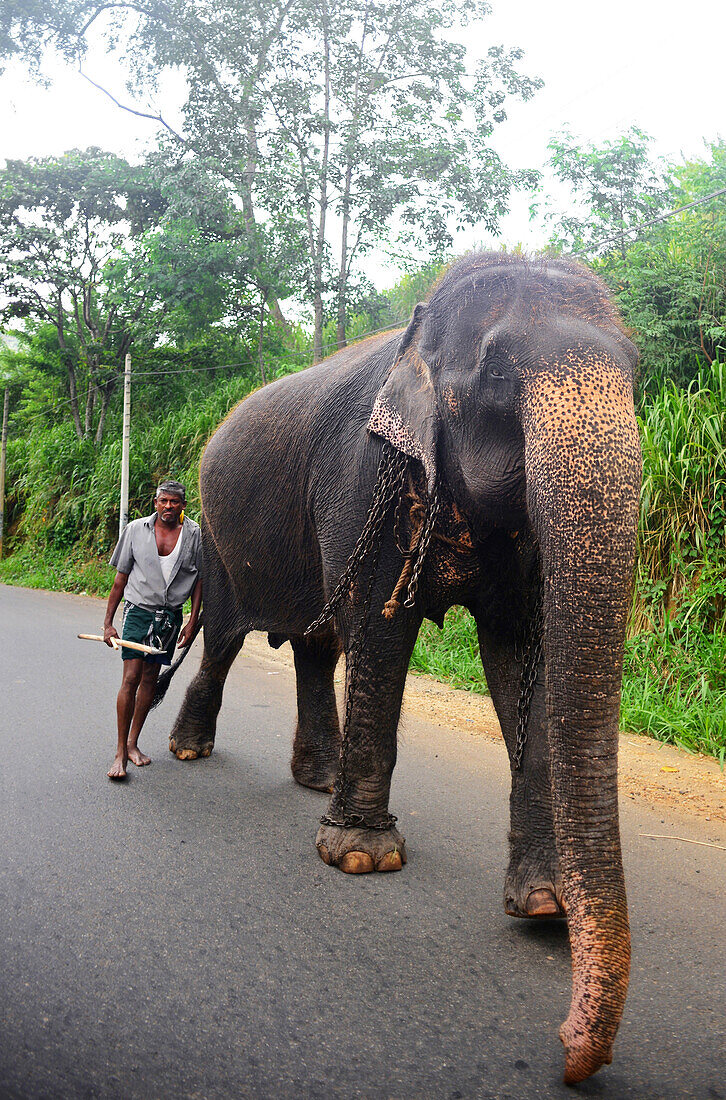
[523,358,641,1083]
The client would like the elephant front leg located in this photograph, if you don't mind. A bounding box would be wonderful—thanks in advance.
[290,633,343,792]
[169,637,244,760]
[477,622,564,919]
[316,623,416,874]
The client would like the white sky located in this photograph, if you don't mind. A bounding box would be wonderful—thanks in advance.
[1,0,724,286]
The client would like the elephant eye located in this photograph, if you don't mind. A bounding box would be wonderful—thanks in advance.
[488,365,504,380]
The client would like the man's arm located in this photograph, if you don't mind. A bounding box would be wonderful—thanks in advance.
[103,572,129,645]
[178,575,202,648]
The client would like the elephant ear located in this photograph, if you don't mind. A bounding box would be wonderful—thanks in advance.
[367,303,439,492]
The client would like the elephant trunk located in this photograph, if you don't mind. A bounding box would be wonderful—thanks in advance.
[522,359,641,1084]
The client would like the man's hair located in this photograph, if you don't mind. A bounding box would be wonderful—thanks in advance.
[155,479,186,502]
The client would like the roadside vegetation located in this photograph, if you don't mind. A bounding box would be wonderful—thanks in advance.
[0,3,723,761]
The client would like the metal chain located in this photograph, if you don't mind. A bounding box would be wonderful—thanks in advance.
[392,468,409,555]
[513,581,544,770]
[305,442,408,638]
[319,498,398,831]
[311,440,407,831]
[403,487,441,609]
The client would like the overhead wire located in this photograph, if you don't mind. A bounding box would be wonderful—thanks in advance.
[578,186,726,255]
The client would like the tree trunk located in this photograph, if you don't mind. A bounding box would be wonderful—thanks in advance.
[94,379,115,445]
[336,167,352,351]
[258,289,268,385]
[313,293,325,363]
[84,374,96,438]
[523,359,641,1083]
[57,323,83,440]
[312,1,331,363]
[270,297,289,331]
[335,10,367,351]
[66,358,84,441]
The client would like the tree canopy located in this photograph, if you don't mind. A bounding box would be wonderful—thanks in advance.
[545,134,726,388]
[0,0,542,358]
[0,147,288,440]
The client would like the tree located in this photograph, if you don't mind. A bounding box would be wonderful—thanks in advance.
[1,0,542,359]
[545,127,667,260]
[544,134,726,388]
[0,148,281,440]
[0,149,162,442]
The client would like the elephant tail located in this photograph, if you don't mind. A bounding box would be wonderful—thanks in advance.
[150,615,204,710]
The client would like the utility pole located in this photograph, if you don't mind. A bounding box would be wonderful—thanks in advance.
[119,353,131,538]
[0,387,9,559]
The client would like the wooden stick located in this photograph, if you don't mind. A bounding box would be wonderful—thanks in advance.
[77,633,162,656]
[640,834,726,852]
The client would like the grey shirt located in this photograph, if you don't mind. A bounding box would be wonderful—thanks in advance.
[110,513,202,610]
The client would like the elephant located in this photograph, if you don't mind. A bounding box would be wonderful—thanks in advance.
[159,252,641,1084]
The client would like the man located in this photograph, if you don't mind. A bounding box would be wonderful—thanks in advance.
[104,480,202,780]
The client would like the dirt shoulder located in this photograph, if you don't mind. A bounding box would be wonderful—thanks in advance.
[244,632,726,825]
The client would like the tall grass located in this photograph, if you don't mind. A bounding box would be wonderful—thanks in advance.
[621,357,726,758]
[3,373,258,557]
[635,358,726,630]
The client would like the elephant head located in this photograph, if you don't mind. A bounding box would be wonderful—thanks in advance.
[369,253,642,1083]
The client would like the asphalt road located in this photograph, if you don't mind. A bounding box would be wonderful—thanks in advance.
[1,585,725,1100]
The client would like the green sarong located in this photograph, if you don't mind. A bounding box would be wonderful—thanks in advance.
[121,603,183,664]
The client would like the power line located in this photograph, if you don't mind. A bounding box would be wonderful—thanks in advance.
[129,320,408,380]
[131,360,261,379]
[582,186,726,255]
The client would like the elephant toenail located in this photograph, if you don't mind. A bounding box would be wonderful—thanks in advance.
[340,851,375,874]
[317,844,331,865]
[376,851,403,872]
[525,888,563,917]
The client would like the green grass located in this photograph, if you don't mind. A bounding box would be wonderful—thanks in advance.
[0,545,116,596]
[410,606,488,693]
[621,621,726,763]
[409,606,726,763]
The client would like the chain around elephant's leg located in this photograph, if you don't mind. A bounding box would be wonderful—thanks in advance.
[477,621,565,919]
[316,604,419,874]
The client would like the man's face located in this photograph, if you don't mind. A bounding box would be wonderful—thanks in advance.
[155,492,184,525]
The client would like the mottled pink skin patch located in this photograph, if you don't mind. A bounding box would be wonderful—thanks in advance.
[559,905,631,1083]
[368,396,436,486]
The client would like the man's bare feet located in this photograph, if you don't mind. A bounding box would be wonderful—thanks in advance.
[127,745,151,767]
[107,752,128,780]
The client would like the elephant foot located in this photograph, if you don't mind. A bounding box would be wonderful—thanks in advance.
[504,867,566,919]
[316,823,407,874]
[291,757,339,793]
[169,732,214,761]
[288,743,341,796]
